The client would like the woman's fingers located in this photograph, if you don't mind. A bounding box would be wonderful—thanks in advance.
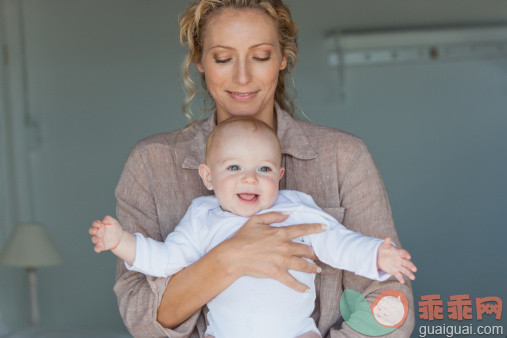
[288,256,321,274]
[276,271,311,293]
[229,213,325,281]
[283,222,327,240]
[288,242,317,260]
[254,211,290,226]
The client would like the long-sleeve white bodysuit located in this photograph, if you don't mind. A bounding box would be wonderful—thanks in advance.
[126,190,389,338]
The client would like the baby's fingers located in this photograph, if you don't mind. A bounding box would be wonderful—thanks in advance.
[394,272,405,284]
[401,266,416,281]
[397,248,411,260]
[91,220,104,229]
[102,215,117,225]
[404,259,417,273]
[91,236,104,253]
[382,237,393,248]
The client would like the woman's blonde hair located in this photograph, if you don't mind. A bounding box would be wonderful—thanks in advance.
[179,0,298,124]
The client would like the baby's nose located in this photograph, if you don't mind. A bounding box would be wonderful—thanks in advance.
[242,172,258,184]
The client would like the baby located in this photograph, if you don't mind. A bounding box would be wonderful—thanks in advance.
[89,117,416,338]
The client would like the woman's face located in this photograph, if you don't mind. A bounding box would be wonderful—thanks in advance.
[197,8,287,128]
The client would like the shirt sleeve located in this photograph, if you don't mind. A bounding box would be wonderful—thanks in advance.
[292,192,389,281]
[125,200,204,278]
[327,141,415,338]
[113,143,200,338]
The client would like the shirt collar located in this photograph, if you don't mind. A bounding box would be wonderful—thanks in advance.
[274,103,318,161]
[181,103,318,169]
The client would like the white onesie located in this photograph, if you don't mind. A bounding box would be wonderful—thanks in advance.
[126,190,390,338]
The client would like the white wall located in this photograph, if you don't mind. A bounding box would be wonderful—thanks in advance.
[1,0,32,331]
[3,0,188,331]
[1,0,506,334]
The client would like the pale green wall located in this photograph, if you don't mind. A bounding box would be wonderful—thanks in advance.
[1,0,506,334]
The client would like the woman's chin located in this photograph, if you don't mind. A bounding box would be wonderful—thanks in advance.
[217,101,264,118]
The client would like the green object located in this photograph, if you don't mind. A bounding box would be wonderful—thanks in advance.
[340,289,397,336]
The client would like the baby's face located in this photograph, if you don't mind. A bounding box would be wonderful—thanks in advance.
[200,128,284,217]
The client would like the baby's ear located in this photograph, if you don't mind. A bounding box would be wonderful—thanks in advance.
[279,167,285,180]
[198,164,213,190]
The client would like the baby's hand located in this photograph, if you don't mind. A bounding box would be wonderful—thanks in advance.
[89,215,124,253]
[377,237,417,284]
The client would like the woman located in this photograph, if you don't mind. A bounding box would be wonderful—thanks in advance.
[113,1,415,337]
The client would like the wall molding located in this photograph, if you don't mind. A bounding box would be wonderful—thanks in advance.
[0,0,39,243]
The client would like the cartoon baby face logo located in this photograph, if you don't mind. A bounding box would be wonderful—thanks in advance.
[371,290,409,328]
[340,289,409,336]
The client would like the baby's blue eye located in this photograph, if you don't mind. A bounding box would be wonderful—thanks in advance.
[228,165,239,171]
[259,167,271,172]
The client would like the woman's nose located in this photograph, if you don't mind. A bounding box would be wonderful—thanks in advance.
[233,59,252,85]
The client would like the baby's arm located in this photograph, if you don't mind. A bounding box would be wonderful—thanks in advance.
[377,237,417,284]
[89,215,137,266]
[287,191,416,282]
[91,199,206,278]
[305,214,417,283]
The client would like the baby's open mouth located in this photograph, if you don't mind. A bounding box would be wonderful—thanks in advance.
[237,193,259,202]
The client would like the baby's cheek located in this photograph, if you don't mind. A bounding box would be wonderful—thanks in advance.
[267,188,280,206]
[262,178,279,197]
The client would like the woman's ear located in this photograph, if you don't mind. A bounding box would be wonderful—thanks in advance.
[280,55,287,70]
[197,62,205,73]
[198,163,213,190]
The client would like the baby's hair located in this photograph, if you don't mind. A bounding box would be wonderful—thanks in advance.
[205,117,281,163]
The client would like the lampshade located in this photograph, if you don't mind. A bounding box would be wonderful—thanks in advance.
[0,223,64,267]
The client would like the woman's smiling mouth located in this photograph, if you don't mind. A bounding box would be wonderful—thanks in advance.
[228,91,258,101]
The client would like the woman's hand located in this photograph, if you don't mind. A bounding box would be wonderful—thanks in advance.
[218,211,327,293]
[157,211,327,328]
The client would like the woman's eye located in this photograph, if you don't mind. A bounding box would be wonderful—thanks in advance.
[259,167,271,172]
[228,165,240,171]
[254,56,271,62]
[215,58,232,64]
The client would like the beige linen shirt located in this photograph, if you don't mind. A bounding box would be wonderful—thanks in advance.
[114,105,415,337]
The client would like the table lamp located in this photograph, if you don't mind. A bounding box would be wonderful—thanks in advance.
[0,222,64,326]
